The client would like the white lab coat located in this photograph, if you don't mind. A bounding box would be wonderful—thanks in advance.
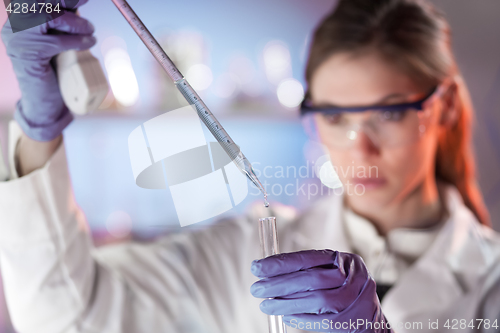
[0,128,499,333]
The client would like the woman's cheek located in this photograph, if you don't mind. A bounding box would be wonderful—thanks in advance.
[325,148,352,183]
[385,137,437,196]
[325,144,426,206]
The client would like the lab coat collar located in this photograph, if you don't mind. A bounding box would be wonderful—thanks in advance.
[380,184,495,323]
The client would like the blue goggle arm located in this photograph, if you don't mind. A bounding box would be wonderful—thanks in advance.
[300,86,437,115]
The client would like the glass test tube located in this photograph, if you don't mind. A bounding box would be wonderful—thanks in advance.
[258,217,287,333]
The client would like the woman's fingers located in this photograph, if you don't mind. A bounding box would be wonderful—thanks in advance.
[3,11,96,59]
[258,284,362,316]
[53,34,97,52]
[251,249,338,278]
[250,251,384,332]
[19,33,96,60]
[251,251,375,319]
[281,280,381,332]
[257,273,372,316]
[47,12,95,35]
[251,266,346,298]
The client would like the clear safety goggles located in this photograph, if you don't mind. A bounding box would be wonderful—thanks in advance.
[300,84,447,148]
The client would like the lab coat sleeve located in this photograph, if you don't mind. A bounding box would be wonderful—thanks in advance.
[0,139,133,333]
[0,122,298,333]
[0,132,275,333]
[477,230,500,330]
[91,214,266,333]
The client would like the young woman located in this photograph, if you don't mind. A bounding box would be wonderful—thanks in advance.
[1,0,499,333]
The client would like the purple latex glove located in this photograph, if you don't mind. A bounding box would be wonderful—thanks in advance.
[251,250,393,333]
[1,1,96,141]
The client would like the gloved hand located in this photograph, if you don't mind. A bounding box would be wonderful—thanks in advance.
[251,250,393,333]
[1,1,96,141]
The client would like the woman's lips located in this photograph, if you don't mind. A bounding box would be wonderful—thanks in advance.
[351,177,387,189]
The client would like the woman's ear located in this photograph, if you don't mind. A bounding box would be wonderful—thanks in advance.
[439,82,459,128]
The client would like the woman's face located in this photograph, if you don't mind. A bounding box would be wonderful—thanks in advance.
[310,52,443,211]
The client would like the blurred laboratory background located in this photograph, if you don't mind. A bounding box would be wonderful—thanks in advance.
[0,0,500,331]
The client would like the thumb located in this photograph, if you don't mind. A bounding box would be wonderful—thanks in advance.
[53,34,97,52]
[47,12,94,35]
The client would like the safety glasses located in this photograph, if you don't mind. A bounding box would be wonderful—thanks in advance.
[300,86,438,115]
[300,84,447,148]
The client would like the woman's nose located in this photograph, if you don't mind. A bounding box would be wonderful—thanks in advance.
[349,128,381,158]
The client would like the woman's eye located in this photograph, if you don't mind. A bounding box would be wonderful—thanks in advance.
[379,110,407,121]
[322,113,343,125]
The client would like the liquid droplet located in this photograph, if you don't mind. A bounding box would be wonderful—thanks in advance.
[264,194,269,208]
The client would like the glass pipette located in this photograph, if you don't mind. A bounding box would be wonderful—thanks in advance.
[111,0,269,206]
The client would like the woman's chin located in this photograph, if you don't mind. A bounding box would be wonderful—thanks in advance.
[344,181,395,207]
